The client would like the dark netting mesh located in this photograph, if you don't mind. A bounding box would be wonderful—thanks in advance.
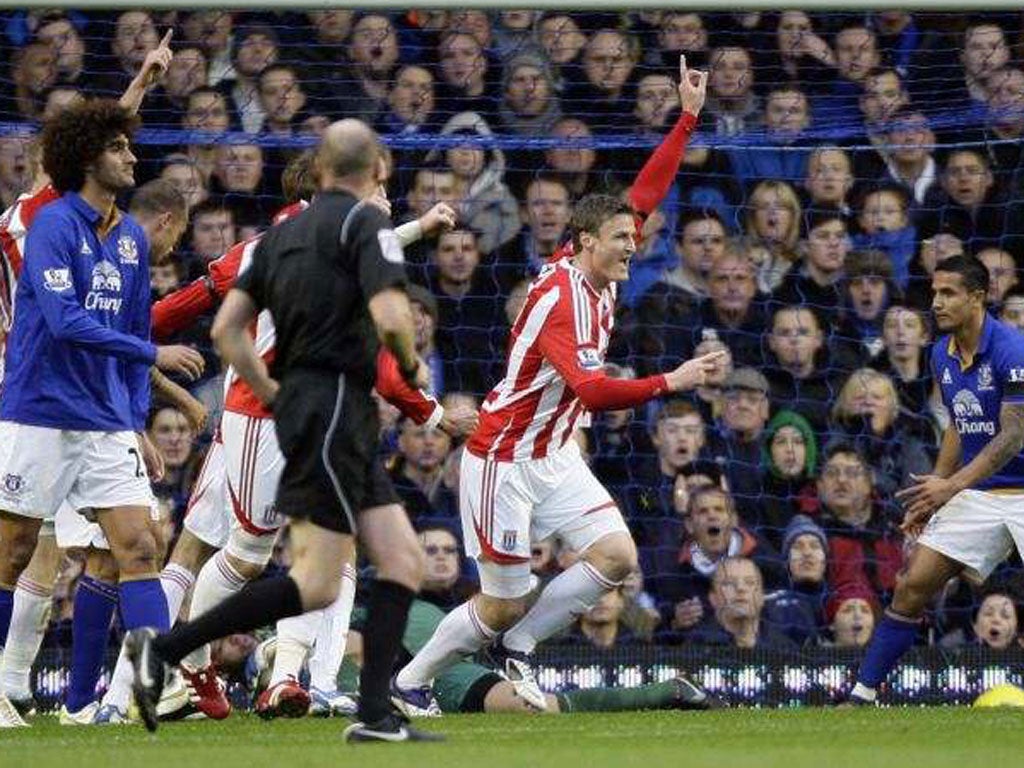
[3,9,1024,703]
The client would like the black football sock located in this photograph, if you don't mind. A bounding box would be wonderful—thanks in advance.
[152,576,303,666]
[358,579,416,723]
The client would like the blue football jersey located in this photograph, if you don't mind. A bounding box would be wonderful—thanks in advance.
[932,314,1024,490]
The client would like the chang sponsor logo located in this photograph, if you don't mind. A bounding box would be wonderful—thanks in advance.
[85,260,123,312]
[952,389,996,435]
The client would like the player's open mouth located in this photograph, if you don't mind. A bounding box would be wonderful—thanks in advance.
[706,526,723,536]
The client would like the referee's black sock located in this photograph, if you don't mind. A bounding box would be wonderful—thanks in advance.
[152,576,304,666]
[358,579,416,723]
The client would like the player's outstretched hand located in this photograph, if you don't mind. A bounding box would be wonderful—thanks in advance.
[896,473,958,534]
[678,55,709,118]
[440,402,478,437]
[419,202,458,236]
[155,344,205,380]
[140,30,174,87]
[664,350,727,392]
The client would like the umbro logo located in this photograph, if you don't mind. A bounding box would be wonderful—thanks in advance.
[942,368,952,385]
[1010,368,1024,383]
[80,239,92,255]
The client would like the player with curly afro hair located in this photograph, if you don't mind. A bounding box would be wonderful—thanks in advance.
[40,98,140,194]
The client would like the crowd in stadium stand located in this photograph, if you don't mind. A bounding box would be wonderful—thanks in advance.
[3,8,1024,667]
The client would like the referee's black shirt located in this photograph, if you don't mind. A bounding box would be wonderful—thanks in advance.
[235,191,407,389]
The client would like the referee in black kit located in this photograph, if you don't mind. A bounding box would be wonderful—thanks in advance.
[128,119,440,743]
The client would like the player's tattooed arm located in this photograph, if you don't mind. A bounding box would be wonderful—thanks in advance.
[959,402,1024,484]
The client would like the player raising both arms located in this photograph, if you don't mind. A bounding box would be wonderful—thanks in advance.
[392,60,724,714]
[846,254,1024,705]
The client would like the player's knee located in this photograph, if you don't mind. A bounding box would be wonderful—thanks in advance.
[224,552,263,582]
[0,528,39,579]
[114,529,160,575]
[585,533,637,584]
[891,569,929,617]
[376,536,425,590]
[476,594,527,630]
[293,571,340,611]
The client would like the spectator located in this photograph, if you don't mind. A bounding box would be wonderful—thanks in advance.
[429,228,504,396]
[698,248,768,368]
[827,367,934,497]
[975,66,1024,188]
[150,257,183,299]
[429,112,520,253]
[618,399,708,536]
[148,45,207,128]
[690,337,733,422]
[744,179,802,293]
[0,135,32,209]
[647,488,782,637]
[815,444,903,599]
[633,73,682,137]
[764,515,830,646]
[389,419,454,522]
[590,362,655,490]
[921,149,1024,255]
[498,52,563,137]
[773,207,848,329]
[41,85,83,121]
[378,65,437,135]
[852,183,917,290]
[188,199,236,267]
[904,233,964,313]
[494,175,571,292]
[9,42,58,120]
[764,306,835,432]
[568,29,639,133]
[877,109,940,211]
[825,581,880,648]
[999,286,1024,332]
[702,46,763,137]
[492,10,540,62]
[871,305,939,422]
[435,31,495,123]
[159,153,209,210]
[147,405,202,523]
[298,10,357,117]
[226,24,277,133]
[816,26,880,128]
[979,247,1020,309]
[837,248,899,362]
[542,118,599,199]
[212,144,271,228]
[714,367,772,508]
[181,87,235,184]
[858,67,909,134]
[398,167,458,279]
[730,87,812,187]
[759,11,835,95]
[759,412,821,539]
[649,11,709,71]
[343,13,400,126]
[407,283,445,395]
[181,10,235,86]
[555,587,639,650]
[100,11,160,99]
[803,146,854,215]
[536,14,587,88]
[972,591,1019,650]
[417,525,474,611]
[931,22,1012,113]
[683,557,795,649]
[258,63,309,135]
[36,12,87,89]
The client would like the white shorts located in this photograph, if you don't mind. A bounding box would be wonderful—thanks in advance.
[183,413,284,565]
[460,441,627,598]
[54,501,108,550]
[0,422,155,521]
[918,488,1024,581]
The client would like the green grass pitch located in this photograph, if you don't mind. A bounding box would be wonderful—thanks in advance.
[4,708,1024,768]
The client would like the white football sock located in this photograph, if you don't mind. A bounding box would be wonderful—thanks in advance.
[0,576,53,699]
[181,551,248,670]
[160,564,195,625]
[102,563,198,710]
[271,610,321,686]
[503,561,617,655]
[308,563,357,692]
[395,601,495,690]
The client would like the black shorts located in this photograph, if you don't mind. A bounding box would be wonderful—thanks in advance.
[273,370,399,534]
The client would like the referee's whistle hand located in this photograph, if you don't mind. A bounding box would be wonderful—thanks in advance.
[156,344,205,381]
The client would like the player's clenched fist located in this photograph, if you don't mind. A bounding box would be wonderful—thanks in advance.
[664,350,727,392]
[156,344,205,380]
[678,54,708,118]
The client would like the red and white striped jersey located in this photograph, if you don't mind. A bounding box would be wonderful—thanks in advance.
[0,184,59,386]
[221,237,276,419]
[468,257,616,462]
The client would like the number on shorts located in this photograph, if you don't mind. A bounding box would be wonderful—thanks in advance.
[127,447,144,478]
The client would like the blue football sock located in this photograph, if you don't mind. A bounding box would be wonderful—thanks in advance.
[0,585,14,646]
[856,612,921,690]
[66,576,118,713]
[119,577,170,632]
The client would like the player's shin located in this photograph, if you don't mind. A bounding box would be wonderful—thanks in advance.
[359,579,416,723]
[502,561,617,655]
[1,576,52,701]
[66,576,119,713]
[853,611,922,700]
[308,562,357,692]
[396,600,496,690]
[181,551,248,669]
[271,610,320,685]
